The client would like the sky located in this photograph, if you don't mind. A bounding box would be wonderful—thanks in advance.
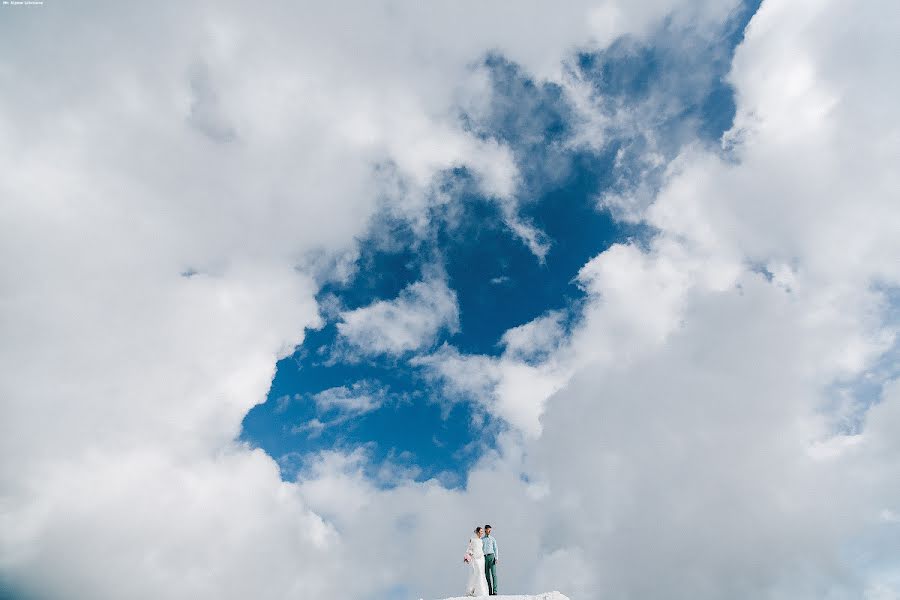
[1,1,899,600]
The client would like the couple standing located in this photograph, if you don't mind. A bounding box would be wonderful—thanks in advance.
[463,524,499,596]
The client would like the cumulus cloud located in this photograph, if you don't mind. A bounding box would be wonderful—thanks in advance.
[337,278,460,357]
[312,382,387,414]
[501,311,567,363]
[413,335,571,438]
[366,1,900,598]
[2,1,899,600]
[512,0,899,596]
[291,381,389,436]
[5,1,709,596]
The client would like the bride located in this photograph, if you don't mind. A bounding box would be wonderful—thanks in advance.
[463,526,490,597]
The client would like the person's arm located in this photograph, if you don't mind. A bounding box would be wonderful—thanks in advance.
[494,538,498,562]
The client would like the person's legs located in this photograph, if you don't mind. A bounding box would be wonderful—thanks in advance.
[484,554,497,595]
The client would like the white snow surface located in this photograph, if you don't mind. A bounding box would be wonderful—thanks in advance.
[433,593,570,600]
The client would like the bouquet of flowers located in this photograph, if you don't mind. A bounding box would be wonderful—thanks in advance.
[463,553,472,564]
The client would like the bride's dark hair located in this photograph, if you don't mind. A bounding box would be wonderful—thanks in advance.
[474,526,483,534]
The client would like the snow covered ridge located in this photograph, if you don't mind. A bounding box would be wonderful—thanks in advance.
[432,593,570,600]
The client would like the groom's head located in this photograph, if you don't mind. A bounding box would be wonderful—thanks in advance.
[484,525,492,535]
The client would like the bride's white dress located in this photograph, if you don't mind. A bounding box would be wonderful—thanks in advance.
[464,536,489,597]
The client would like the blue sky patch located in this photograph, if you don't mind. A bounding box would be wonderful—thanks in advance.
[239,5,759,487]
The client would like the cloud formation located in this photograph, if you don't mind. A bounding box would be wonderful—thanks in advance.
[290,381,390,437]
[337,278,460,357]
[2,2,899,600]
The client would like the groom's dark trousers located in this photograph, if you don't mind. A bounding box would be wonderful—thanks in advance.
[484,553,497,595]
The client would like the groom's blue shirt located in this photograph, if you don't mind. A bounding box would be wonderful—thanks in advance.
[482,535,498,558]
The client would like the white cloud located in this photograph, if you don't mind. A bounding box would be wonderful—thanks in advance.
[358,1,900,598]
[501,311,567,363]
[521,0,900,595]
[1,445,340,599]
[291,381,388,436]
[6,1,711,595]
[3,1,899,600]
[312,382,387,415]
[337,278,459,357]
[413,335,571,438]
[867,585,900,600]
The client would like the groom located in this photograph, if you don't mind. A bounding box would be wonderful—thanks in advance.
[482,524,498,596]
